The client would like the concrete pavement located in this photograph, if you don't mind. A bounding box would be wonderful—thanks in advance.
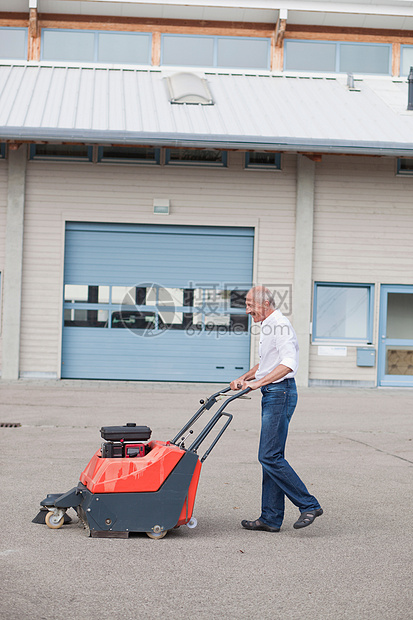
[0,380,412,620]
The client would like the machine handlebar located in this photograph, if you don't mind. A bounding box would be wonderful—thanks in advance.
[170,386,252,462]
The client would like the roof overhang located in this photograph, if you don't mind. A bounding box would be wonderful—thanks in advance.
[3,127,413,156]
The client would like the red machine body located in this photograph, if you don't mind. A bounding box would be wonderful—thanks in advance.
[80,440,202,527]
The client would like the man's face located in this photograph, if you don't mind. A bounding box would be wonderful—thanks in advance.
[245,292,268,323]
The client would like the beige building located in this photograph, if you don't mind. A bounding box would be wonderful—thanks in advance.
[1,0,413,387]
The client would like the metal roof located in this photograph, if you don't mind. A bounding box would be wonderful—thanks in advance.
[1,62,413,155]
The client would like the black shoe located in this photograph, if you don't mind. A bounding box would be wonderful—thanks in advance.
[293,508,323,530]
[241,519,280,532]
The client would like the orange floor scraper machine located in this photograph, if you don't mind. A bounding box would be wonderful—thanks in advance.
[33,386,250,539]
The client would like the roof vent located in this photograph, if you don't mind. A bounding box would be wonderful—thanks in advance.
[166,72,213,105]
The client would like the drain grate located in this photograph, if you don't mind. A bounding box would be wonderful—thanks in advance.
[0,422,21,428]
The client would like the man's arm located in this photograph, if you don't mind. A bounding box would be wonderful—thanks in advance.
[230,364,259,390]
[241,364,292,390]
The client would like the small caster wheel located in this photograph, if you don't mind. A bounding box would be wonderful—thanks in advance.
[186,517,197,529]
[146,530,167,540]
[45,511,64,529]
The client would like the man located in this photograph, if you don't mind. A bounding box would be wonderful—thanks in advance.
[230,286,322,532]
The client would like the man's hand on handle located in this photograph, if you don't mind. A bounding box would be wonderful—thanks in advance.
[230,378,261,391]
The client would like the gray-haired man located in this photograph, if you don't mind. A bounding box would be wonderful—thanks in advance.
[230,286,323,532]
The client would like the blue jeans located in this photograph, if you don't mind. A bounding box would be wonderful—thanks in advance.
[258,378,321,529]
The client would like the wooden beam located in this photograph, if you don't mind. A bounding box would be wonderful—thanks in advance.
[275,18,287,48]
[286,23,413,44]
[28,8,40,61]
[0,12,28,27]
[152,31,161,66]
[392,42,401,77]
[37,13,274,38]
[303,153,322,162]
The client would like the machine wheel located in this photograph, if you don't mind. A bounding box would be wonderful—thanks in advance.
[146,530,167,540]
[45,511,64,529]
[186,517,198,529]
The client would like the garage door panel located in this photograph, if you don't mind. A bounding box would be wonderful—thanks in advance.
[62,330,250,381]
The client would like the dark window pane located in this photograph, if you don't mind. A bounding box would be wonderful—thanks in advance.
[64,309,108,327]
[230,314,249,332]
[167,149,224,165]
[398,158,413,173]
[247,152,281,168]
[217,37,270,70]
[284,40,336,72]
[162,35,214,67]
[100,146,157,162]
[32,144,90,160]
[230,290,248,309]
[43,30,95,62]
[339,44,390,75]
[0,28,26,60]
[97,32,151,64]
[111,311,156,329]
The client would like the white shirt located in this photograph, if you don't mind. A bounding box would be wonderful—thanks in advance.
[255,309,299,383]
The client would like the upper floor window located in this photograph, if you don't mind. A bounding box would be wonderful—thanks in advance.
[42,29,152,65]
[397,158,413,175]
[98,146,160,164]
[165,148,227,166]
[245,152,281,169]
[0,27,27,60]
[30,144,93,161]
[161,34,270,70]
[400,46,413,76]
[284,39,391,75]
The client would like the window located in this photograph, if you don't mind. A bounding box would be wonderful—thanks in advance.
[98,146,160,164]
[284,41,336,72]
[0,144,6,159]
[313,283,374,343]
[161,34,271,70]
[245,152,281,169]
[397,159,413,175]
[284,40,391,75]
[63,284,248,333]
[30,144,93,161]
[165,148,227,166]
[42,29,152,65]
[400,46,413,76]
[0,28,27,60]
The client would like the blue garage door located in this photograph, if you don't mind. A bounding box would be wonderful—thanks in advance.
[62,222,254,382]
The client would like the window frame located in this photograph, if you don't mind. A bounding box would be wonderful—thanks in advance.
[41,28,152,65]
[97,146,161,165]
[396,158,413,175]
[284,39,392,75]
[245,152,281,170]
[400,45,413,76]
[63,283,249,333]
[0,27,28,61]
[312,282,375,345]
[29,144,94,162]
[164,148,228,167]
[160,33,271,70]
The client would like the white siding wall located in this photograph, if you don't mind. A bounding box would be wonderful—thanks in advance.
[0,161,8,372]
[21,154,297,376]
[311,155,413,383]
